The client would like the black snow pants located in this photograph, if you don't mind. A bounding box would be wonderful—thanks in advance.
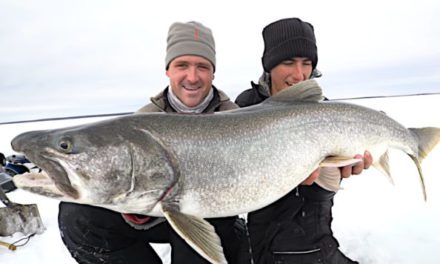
[58,202,248,264]
[246,183,358,264]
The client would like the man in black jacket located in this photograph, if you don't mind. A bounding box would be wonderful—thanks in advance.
[236,17,372,264]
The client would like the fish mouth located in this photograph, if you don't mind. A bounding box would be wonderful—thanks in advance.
[13,171,65,199]
[14,150,80,200]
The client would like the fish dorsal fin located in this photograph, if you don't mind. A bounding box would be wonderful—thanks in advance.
[161,205,227,264]
[268,79,324,103]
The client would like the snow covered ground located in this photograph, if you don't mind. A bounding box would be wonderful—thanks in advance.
[1,95,439,263]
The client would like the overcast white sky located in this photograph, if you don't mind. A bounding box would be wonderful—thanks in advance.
[1,0,439,123]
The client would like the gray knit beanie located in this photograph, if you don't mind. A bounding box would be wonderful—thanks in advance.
[262,18,318,72]
[165,21,216,70]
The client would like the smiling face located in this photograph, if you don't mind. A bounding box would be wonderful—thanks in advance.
[270,57,313,95]
[166,55,215,107]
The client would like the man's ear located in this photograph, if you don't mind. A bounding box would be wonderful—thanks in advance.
[212,74,215,80]
[166,70,170,78]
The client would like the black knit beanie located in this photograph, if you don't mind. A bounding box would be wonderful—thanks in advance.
[262,18,318,72]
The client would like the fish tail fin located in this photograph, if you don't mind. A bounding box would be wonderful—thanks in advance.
[408,127,440,201]
[409,127,440,162]
[408,154,427,201]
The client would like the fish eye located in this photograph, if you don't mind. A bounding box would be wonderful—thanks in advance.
[58,139,73,153]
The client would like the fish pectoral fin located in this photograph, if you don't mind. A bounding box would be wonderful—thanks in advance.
[319,156,362,168]
[161,206,227,264]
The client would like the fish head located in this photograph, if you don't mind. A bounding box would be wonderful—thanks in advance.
[11,118,179,213]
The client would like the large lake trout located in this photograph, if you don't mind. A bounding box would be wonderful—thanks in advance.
[11,80,440,263]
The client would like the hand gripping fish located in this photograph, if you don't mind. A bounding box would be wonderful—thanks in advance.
[11,80,440,263]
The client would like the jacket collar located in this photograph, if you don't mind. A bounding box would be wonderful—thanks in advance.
[149,85,232,113]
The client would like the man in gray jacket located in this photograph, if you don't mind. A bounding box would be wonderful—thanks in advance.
[58,21,246,264]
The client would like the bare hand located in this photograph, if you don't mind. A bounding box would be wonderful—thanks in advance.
[301,151,373,185]
[340,151,373,178]
[301,168,320,185]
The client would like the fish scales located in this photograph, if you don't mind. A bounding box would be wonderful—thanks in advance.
[10,80,439,264]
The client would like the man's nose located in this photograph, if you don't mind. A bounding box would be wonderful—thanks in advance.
[186,67,199,83]
[291,63,305,82]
